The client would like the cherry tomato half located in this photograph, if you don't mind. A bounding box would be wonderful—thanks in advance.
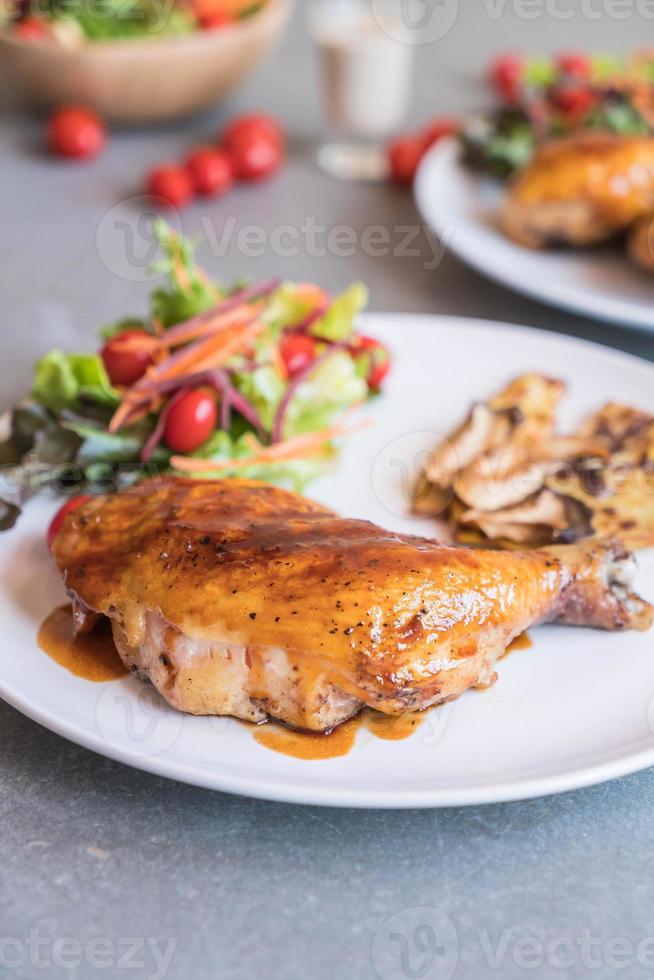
[355,336,391,390]
[47,495,91,552]
[186,146,233,197]
[388,136,424,186]
[101,330,153,387]
[47,106,106,160]
[280,334,318,377]
[222,113,285,154]
[489,53,524,103]
[14,17,50,40]
[146,164,194,208]
[163,389,218,454]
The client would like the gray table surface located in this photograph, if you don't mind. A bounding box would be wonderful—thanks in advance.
[3,5,654,979]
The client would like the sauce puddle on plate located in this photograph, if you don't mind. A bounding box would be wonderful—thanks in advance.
[253,634,534,759]
[38,605,127,682]
[505,631,533,655]
[254,708,427,760]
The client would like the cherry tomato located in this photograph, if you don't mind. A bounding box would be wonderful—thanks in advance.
[186,146,233,196]
[388,136,424,186]
[163,389,218,454]
[146,164,194,208]
[225,128,284,181]
[47,106,106,160]
[101,330,153,387]
[552,85,596,119]
[421,116,459,151]
[199,11,233,28]
[222,113,285,153]
[489,53,524,103]
[556,51,591,80]
[14,17,49,40]
[280,334,318,377]
[47,495,91,552]
[355,336,391,389]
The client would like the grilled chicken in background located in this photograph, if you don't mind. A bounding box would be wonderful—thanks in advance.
[627,213,654,273]
[53,478,653,732]
[502,132,654,249]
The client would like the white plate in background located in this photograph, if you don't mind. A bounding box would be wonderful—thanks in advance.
[415,138,654,332]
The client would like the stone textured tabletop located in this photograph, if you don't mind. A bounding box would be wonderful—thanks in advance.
[2,5,654,979]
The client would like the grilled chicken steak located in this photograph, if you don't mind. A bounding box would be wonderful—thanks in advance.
[502,132,654,249]
[53,478,653,732]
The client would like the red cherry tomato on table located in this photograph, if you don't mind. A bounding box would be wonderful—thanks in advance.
[280,334,318,377]
[163,389,218,454]
[186,146,233,196]
[47,495,91,552]
[14,17,50,40]
[222,114,285,154]
[489,53,524,103]
[388,135,424,186]
[101,330,153,387]
[421,116,459,151]
[47,106,106,160]
[354,336,391,390]
[556,52,591,80]
[146,164,194,208]
[226,128,284,181]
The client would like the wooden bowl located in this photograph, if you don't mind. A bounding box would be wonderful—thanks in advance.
[0,0,292,123]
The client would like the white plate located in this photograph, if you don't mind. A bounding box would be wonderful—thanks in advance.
[2,314,654,808]
[415,138,654,331]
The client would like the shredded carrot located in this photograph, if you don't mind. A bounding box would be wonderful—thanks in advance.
[108,318,267,433]
[170,414,371,474]
[111,304,264,359]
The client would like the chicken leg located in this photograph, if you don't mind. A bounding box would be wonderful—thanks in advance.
[53,478,653,731]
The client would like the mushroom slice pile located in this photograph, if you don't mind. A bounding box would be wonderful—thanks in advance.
[418,375,654,549]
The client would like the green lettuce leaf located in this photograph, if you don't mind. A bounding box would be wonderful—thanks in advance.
[180,430,335,493]
[264,283,318,330]
[282,350,367,437]
[32,351,119,413]
[311,283,368,341]
[149,220,221,328]
[231,365,286,432]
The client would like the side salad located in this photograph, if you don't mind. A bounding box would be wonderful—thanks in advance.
[0,221,390,530]
[2,0,265,43]
[462,49,654,179]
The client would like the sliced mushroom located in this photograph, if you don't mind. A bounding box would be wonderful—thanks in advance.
[455,436,608,512]
[424,403,514,487]
[460,488,594,547]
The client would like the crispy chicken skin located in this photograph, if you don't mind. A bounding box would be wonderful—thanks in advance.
[502,132,654,249]
[53,478,653,732]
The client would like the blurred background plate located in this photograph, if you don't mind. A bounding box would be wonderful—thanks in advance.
[0,0,292,123]
[416,137,654,333]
